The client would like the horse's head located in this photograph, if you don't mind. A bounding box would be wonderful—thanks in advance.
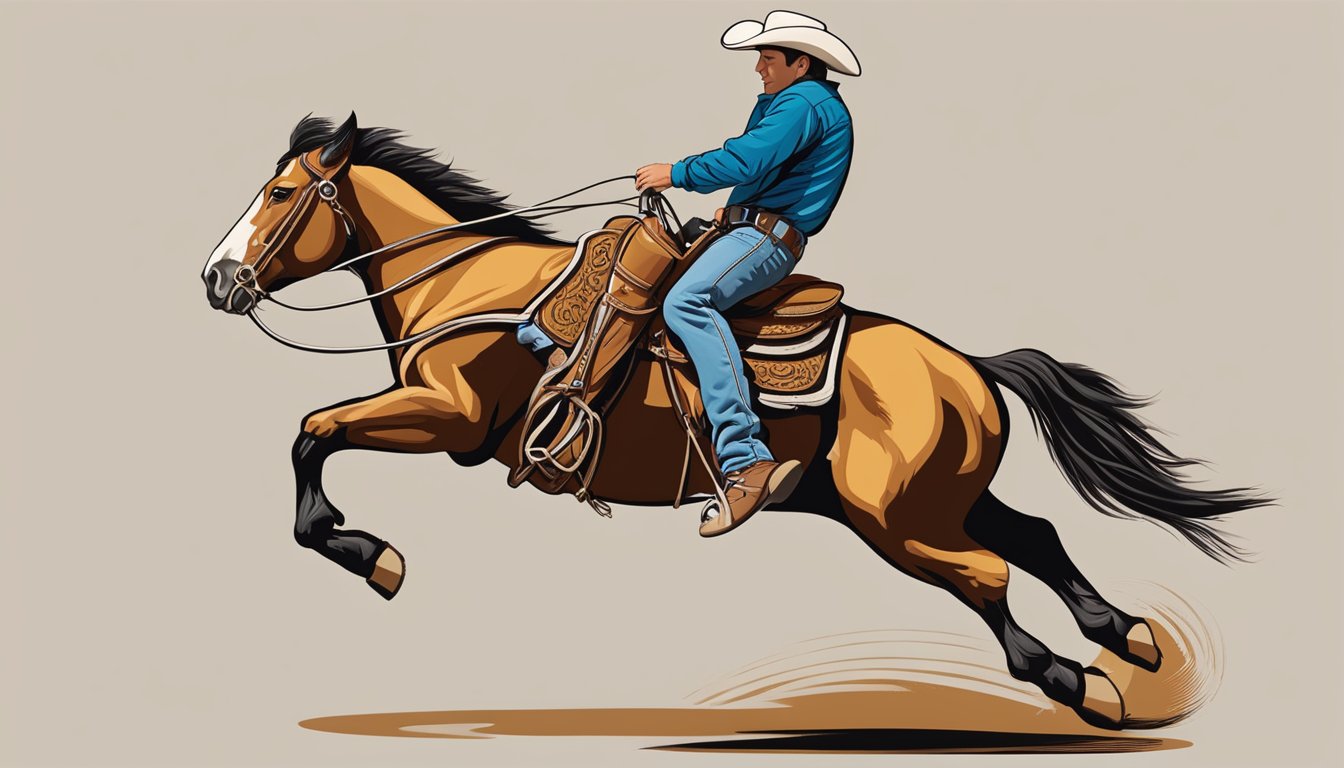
[202,113,360,314]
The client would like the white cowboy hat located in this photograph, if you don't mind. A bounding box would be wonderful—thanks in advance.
[721,10,861,77]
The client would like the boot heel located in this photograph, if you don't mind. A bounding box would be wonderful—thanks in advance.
[766,459,804,504]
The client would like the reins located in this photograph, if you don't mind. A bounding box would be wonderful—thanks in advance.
[262,236,517,313]
[242,174,643,354]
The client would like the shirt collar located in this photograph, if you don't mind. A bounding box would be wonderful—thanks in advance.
[755,78,840,103]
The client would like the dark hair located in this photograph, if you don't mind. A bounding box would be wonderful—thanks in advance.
[757,45,829,81]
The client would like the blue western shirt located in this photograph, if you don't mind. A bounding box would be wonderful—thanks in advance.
[670,79,853,236]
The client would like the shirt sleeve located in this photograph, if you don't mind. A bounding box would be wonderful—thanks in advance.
[671,94,818,193]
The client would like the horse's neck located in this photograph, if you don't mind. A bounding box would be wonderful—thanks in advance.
[344,166,574,342]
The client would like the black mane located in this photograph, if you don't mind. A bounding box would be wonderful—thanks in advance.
[279,115,563,244]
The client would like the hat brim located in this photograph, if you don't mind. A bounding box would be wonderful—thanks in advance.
[721,23,861,77]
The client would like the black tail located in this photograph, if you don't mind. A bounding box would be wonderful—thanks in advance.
[973,348,1271,564]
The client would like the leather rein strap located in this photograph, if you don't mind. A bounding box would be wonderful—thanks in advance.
[238,173,646,354]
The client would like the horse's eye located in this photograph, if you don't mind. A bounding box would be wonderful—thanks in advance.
[270,186,295,203]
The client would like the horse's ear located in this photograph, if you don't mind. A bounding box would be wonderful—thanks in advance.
[319,112,358,170]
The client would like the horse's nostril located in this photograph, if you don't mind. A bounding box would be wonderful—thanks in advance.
[205,268,224,308]
[204,258,243,309]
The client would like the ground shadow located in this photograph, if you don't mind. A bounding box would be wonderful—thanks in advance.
[655,727,1186,754]
[299,694,1189,754]
[302,614,1211,755]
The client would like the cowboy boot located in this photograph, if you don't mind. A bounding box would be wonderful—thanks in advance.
[699,459,804,537]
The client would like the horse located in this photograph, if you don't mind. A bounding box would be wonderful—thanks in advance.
[201,114,1267,729]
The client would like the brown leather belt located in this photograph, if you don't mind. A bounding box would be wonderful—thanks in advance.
[723,205,807,259]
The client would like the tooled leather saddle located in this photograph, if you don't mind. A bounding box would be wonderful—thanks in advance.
[508,208,847,514]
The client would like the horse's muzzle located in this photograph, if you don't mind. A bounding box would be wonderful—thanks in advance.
[204,258,257,314]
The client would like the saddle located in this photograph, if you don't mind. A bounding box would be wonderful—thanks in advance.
[651,274,849,411]
[508,213,847,513]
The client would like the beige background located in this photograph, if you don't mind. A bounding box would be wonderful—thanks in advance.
[2,0,1341,765]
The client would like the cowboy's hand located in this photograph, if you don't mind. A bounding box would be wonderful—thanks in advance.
[635,163,673,192]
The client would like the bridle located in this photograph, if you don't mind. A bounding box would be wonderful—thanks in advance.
[228,157,665,354]
[227,151,358,314]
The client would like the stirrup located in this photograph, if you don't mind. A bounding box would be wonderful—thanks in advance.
[514,387,611,516]
[522,393,601,475]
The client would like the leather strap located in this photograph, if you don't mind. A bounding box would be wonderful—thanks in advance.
[723,205,807,258]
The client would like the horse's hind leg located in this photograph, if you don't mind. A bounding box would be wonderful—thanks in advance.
[832,324,1124,727]
[966,492,1161,671]
[833,429,1129,727]
[841,493,1128,728]
[974,588,1126,728]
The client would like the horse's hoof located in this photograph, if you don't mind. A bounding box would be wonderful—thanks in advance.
[1125,619,1163,672]
[367,545,405,600]
[1075,667,1126,730]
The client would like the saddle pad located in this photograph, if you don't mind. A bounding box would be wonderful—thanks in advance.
[659,310,849,410]
[750,310,849,409]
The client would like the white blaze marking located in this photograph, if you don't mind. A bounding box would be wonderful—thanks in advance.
[202,160,299,277]
[203,189,264,277]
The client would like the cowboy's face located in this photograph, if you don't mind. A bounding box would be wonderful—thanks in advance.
[755,49,810,94]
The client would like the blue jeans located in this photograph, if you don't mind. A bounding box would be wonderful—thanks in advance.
[663,224,799,475]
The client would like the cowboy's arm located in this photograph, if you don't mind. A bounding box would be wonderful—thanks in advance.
[670,94,818,193]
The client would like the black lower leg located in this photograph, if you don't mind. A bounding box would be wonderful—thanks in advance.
[291,431,385,578]
[978,596,1085,709]
[967,493,1139,650]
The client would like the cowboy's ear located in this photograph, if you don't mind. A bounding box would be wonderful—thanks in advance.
[319,112,358,170]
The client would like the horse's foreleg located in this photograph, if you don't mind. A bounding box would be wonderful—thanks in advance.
[966,492,1162,671]
[294,385,487,599]
[303,385,489,451]
[292,430,392,590]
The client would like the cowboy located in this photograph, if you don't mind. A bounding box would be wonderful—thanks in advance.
[636,10,859,537]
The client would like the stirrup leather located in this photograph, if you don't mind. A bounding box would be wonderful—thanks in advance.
[512,216,693,514]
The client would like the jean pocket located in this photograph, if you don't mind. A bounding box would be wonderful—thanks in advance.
[711,240,795,307]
